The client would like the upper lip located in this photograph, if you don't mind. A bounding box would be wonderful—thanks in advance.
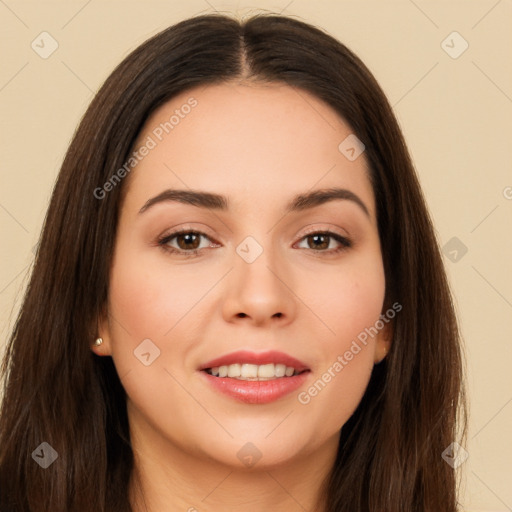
[199,350,310,372]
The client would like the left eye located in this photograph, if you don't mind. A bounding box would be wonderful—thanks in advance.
[295,232,351,251]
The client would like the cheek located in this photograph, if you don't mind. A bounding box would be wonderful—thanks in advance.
[299,250,386,345]
[295,255,385,433]
[105,251,204,442]
[104,245,201,386]
[327,270,385,342]
[108,249,213,341]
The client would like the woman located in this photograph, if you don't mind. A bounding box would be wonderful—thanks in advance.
[0,12,466,511]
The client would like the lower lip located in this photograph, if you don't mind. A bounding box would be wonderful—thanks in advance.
[200,371,310,404]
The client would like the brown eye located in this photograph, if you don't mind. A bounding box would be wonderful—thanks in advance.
[158,230,216,257]
[296,231,351,253]
[306,233,330,250]
[175,232,201,250]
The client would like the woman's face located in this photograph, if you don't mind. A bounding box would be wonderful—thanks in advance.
[97,82,389,469]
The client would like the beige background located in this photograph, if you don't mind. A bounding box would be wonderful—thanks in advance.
[1,1,511,510]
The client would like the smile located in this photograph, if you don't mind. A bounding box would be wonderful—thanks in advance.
[199,350,311,404]
[204,363,302,380]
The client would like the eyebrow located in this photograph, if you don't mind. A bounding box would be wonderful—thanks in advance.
[138,187,370,218]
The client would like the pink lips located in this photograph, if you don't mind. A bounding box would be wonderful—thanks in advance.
[199,350,309,373]
[198,350,311,404]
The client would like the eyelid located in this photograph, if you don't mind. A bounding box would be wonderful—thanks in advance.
[158,223,218,241]
[296,223,350,240]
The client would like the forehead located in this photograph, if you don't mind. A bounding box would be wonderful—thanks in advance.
[123,82,375,218]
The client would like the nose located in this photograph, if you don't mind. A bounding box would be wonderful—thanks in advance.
[221,246,297,327]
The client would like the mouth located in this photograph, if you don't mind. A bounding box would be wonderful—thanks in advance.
[204,363,305,380]
[199,350,311,404]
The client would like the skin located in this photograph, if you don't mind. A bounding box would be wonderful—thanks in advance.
[95,82,391,512]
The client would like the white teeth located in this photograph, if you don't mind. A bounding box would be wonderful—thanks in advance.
[227,364,241,378]
[275,364,286,377]
[258,364,275,378]
[241,364,258,378]
[208,363,299,380]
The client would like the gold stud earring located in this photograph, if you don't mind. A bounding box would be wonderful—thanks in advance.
[94,337,103,346]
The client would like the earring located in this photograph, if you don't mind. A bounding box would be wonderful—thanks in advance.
[94,337,103,346]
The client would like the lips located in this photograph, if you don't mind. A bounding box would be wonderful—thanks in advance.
[199,350,309,373]
[198,350,311,404]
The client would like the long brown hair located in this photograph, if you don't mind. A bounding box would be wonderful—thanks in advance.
[0,13,466,511]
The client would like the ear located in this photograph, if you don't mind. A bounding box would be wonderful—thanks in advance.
[91,303,113,356]
[373,319,393,364]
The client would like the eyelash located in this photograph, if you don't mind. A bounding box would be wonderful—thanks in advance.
[157,227,352,259]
